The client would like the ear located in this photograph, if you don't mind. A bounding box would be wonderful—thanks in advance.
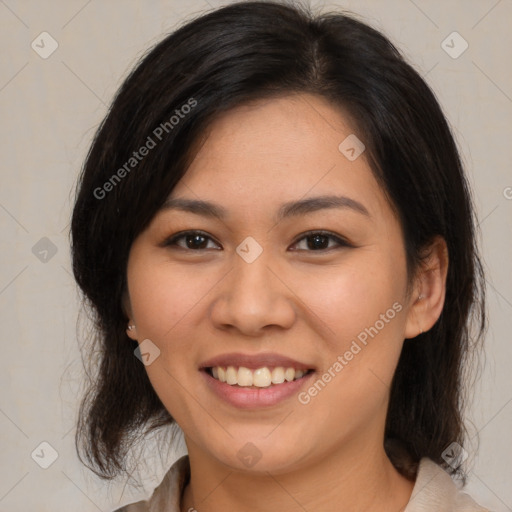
[122,290,138,340]
[404,235,449,339]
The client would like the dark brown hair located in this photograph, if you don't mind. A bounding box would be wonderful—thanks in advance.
[70,0,486,481]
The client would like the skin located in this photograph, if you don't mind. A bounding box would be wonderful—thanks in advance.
[124,93,448,512]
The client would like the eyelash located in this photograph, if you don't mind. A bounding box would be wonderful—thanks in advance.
[162,230,352,252]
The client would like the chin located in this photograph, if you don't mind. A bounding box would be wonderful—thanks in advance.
[206,436,309,475]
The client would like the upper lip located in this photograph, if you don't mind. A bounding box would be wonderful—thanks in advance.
[199,352,315,371]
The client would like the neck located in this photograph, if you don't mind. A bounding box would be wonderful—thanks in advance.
[180,435,415,512]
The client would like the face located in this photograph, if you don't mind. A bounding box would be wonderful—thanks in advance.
[125,93,422,474]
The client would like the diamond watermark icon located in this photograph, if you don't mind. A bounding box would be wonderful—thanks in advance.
[338,134,365,161]
[31,31,59,59]
[134,339,161,366]
[441,441,468,469]
[32,237,58,263]
[237,442,262,468]
[31,441,59,469]
[441,31,468,59]
[236,236,263,263]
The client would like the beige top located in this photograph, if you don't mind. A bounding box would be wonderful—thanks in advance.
[113,455,490,512]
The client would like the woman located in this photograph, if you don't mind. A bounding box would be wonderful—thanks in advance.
[70,1,489,510]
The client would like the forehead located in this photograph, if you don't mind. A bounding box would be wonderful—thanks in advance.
[170,93,389,221]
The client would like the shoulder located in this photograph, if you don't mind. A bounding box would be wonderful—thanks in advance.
[110,455,190,512]
[406,458,491,512]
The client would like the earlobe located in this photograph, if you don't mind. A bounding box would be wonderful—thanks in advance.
[404,236,449,339]
[126,323,137,339]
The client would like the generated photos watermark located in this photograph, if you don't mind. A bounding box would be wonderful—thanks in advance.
[93,97,198,200]
[298,301,403,405]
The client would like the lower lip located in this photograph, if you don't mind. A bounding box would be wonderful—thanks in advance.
[201,370,315,409]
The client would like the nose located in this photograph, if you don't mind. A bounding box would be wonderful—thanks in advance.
[209,249,296,336]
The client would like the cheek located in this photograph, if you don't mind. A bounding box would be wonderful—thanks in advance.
[292,250,407,345]
[126,259,209,419]
[127,259,217,341]
[293,263,407,442]
[292,248,408,415]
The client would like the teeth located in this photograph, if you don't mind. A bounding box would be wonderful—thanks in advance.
[253,367,271,387]
[237,367,253,386]
[209,366,309,387]
[226,366,238,385]
[271,367,285,384]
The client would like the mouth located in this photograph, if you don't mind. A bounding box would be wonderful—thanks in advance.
[203,365,315,388]
[199,352,317,408]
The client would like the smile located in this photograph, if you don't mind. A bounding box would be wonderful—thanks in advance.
[206,366,313,387]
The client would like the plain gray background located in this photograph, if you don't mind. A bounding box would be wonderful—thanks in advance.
[0,0,511,510]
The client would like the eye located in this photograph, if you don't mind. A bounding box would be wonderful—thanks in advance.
[163,230,221,250]
[289,231,351,251]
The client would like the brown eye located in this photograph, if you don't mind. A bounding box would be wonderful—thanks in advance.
[290,231,351,251]
[185,233,208,249]
[164,231,221,250]
[306,234,330,250]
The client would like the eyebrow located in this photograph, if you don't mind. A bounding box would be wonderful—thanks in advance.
[277,195,370,220]
[160,194,371,221]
